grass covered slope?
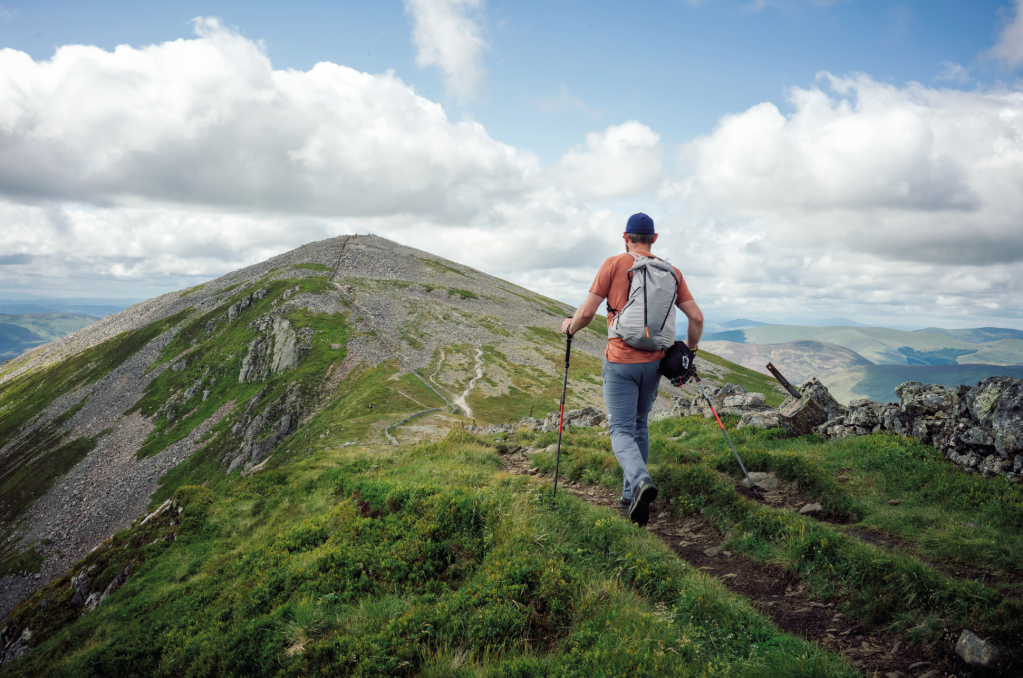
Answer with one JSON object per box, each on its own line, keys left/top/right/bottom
{"left": 526, "top": 417, "right": 1023, "bottom": 671}
{"left": 0, "top": 432, "right": 856, "bottom": 678}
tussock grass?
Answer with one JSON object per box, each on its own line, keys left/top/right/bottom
{"left": 528, "top": 416, "right": 1023, "bottom": 669}
{"left": 2, "top": 431, "right": 857, "bottom": 677}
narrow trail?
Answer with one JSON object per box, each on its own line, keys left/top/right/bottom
{"left": 452, "top": 346, "right": 484, "bottom": 419}
{"left": 499, "top": 450, "right": 975, "bottom": 678}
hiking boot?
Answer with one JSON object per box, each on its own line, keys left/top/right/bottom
{"left": 628, "top": 481, "right": 657, "bottom": 527}
{"left": 618, "top": 496, "right": 630, "bottom": 510}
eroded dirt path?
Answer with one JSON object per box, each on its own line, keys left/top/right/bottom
{"left": 453, "top": 346, "right": 484, "bottom": 419}
{"left": 500, "top": 449, "right": 978, "bottom": 678}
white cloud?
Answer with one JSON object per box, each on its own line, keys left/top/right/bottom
{"left": 0, "top": 18, "right": 529, "bottom": 221}
{"left": 989, "top": 0, "right": 1023, "bottom": 70}
{"left": 936, "top": 61, "right": 972, "bottom": 84}
{"left": 0, "top": 20, "right": 654, "bottom": 299}
{"left": 1, "top": 20, "right": 1022, "bottom": 329}
{"left": 404, "top": 0, "right": 487, "bottom": 101}
{"left": 550, "top": 122, "right": 664, "bottom": 202}
{"left": 0, "top": 6, "right": 16, "bottom": 22}
{"left": 670, "top": 72, "right": 1023, "bottom": 326}
{"left": 684, "top": 73, "right": 1023, "bottom": 265}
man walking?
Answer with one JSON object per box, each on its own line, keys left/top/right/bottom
{"left": 561, "top": 213, "right": 703, "bottom": 526}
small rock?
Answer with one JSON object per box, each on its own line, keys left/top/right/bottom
{"left": 907, "top": 662, "right": 929, "bottom": 670}
{"left": 954, "top": 629, "right": 1002, "bottom": 668}
{"left": 721, "top": 573, "right": 737, "bottom": 579}
{"left": 962, "top": 521, "right": 980, "bottom": 528}
{"left": 330, "top": 343, "right": 341, "bottom": 350}
{"left": 918, "top": 671, "right": 939, "bottom": 678}
{"left": 704, "top": 546, "right": 723, "bottom": 557}
{"left": 744, "top": 472, "right": 781, "bottom": 492}
{"left": 799, "top": 502, "right": 824, "bottom": 515}
{"left": 793, "top": 607, "right": 811, "bottom": 613}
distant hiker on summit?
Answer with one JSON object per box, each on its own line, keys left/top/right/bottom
{"left": 561, "top": 213, "right": 703, "bottom": 526}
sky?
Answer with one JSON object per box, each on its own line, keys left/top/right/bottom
{"left": 0, "top": 0, "right": 1022, "bottom": 329}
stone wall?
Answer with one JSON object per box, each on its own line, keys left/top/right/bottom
{"left": 818, "top": 377, "right": 1022, "bottom": 480}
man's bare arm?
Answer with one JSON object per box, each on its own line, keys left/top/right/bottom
{"left": 678, "top": 299, "right": 704, "bottom": 350}
{"left": 561, "top": 292, "right": 604, "bottom": 336}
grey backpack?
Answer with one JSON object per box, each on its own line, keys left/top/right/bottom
{"left": 607, "top": 253, "right": 679, "bottom": 351}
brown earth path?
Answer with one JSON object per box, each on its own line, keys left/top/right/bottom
{"left": 499, "top": 449, "right": 994, "bottom": 678}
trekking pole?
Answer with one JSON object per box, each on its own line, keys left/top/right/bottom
{"left": 551, "top": 330, "right": 572, "bottom": 509}
{"left": 693, "top": 373, "right": 761, "bottom": 499}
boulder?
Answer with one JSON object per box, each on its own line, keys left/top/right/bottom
{"left": 779, "top": 394, "right": 829, "bottom": 436}
{"left": 778, "top": 378, "right": 845, "bottom": 436}
{"left": 846, "top": 400, "right": 883, "bottom": 429}
{"left": 895, "top": 382, "right": 958, "bottom": 418}
{"left": 737, "top": 410, "right": 782, "bottom": 430}
{"left": 954, "top": 629, "right": 1002, "bottom": 669}
{"left": 722, "top": 393, "right": 766, "bottom": 408}
{"left": 910, "top": 417, "right": 951, "bottom": 446}
{"left": 743, "top": 472, "right": 781, "bottom": 491}
{"left": 799, "top": 503, "right": 823, "bottom": 515}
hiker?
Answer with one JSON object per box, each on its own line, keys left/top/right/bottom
{"left": 561, "top": 213, "right": 703, "bottom": 526}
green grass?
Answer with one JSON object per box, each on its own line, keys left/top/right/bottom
{"left": 526, "top": 416, "right": 1023, "bottom": 668}
{"left": 417, "top": 256, "right": 470, "bottom": 278}
{"left": 447, "top": 289, "right": 478, "bottom": 300}
{"left": 0, "top": 431, "right": 858, "bottom": 678}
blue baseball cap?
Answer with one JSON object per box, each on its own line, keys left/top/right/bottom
{"left": 625, "top": 212, "right": 655, "bottom": 234}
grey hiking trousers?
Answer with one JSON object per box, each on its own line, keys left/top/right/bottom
{"left": 602, "top": 358, "right": 660, "bottom": 501}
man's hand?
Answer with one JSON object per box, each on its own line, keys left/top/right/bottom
{"left": 563, "top": 292, "right": 603, "bottom": 336}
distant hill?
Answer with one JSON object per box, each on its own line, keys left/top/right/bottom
{"left": 0, "top": 313, "right": 98, "bottom": 362}
{"left": 701, "top": 339, "right": 874, "bottom": 384}
{"left": 919, "top": 326, "right": 1023, "bottom": 344}
{"left": 703, "top": 325, "right": 1023, "bottom": 366}
{"left": 822, "top": 364, "right": 1023, "bottom": 404}
{"left": 721, "top": 318, "right": 769, "bottom": 328}
{"left": 0, "top": 297, "right": 143, "bottom": 318}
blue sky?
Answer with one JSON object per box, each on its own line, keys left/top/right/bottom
{"left": 0, "top": 0, "right": 1021, "bottom": 328}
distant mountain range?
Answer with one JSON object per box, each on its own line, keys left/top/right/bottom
{"left": 0, "top": 314, "right": 99, "bottom": 362}
{"left": 0, "top": 297, "right": 143, "bottom": 318}
{"left": 700, "top": 325, "right": 1023, "bottom": 367}
{"left": 700, "top": 339, "right": 874, "bottom": 385}
{"left": 695, "top": 322, "right": 1023, "bottom": 405}
{"left": 822, "top": 364, "right": 1023, "bottom": 404}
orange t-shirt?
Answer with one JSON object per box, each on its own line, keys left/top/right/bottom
{"left": 589, "top": 251, "right": 694, "bottom": 364}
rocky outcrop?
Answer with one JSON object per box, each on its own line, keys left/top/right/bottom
{"left": 222, "top": 384, "right": 302, "bottom": 473}
{"left": 776, "top": 377, "right": 848, "bottom": 436}
{"left": 817, "top": 377, "right": 1023, "bottom": 480}
{"left": 670, "top": 384, "right": 781, "bottom": 430}
{"left": 466, "top": 407, "right": 609, "bottom": 435}
{"left": 0, "top": 627, "right": 31, "bottom": 665}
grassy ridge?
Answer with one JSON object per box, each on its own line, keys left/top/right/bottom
{"left": 0, "top": 431, "right": 856, "bottom": 678}
{"left": 528, "top": 417, "right": 1023, "bottom": 668}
